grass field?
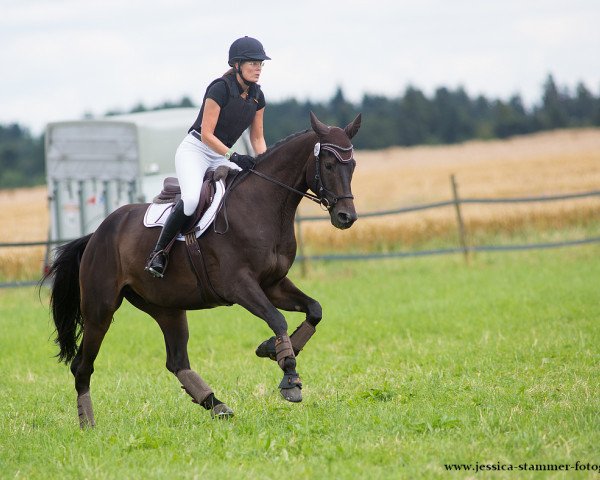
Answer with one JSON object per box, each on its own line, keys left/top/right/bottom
{"left": 1, "top": 248, "right": 599, "bottom": 479}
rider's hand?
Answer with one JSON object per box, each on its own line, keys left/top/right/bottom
{"left": 230, "top": 152, "right": 255, "bottom": 171}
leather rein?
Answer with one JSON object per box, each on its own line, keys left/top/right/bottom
{"left": 249, "top": 141, "right": 355, "bottom": 211}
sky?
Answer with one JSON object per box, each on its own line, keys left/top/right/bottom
{"left": 2, "top": 0, "right": 599, "bottom": 134}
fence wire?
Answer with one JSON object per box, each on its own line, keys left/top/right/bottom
{"left": 2, "top": 188, "right": 600, "bottom": 287}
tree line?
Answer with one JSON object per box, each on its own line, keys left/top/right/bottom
{"left": 1, "top": 74, "right": 599, "bottom": 188}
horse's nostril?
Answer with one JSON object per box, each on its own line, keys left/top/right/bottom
{"left": 337, "top": 211, "right": 355, "bottom": 224}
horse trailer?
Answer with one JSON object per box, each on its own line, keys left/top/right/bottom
{"left": 44, "top": 108, "right": 253, "bottom": 267}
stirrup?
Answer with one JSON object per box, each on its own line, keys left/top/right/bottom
{"left": 145, "top": 251, "right": 166, "bottom": 278}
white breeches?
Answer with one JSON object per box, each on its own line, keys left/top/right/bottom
{"left": 175, "top": 133, "right": 242, "bottom": 216}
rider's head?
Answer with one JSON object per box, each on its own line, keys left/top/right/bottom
{"left": 228, "top": 36, "right": 270, "bottom": 84}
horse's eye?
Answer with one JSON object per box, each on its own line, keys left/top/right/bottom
{"left": 325, "top": 163, "right": 334, "bottom": 171}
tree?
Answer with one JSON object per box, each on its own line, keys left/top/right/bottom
{"left": 568, "top": 82, "right": 595, "bottom": 126}
{"left": 431, "top": 87, "right": 475, "bottom": 143}
{"left": 537, "top": 74, "right": 569, "bottom": 129}
{"left": 399, "top": 86, "right": 435, "bottom": 145}
{"left": 329, "top": 86, "right": 358, "bottom": 129}
{"left": 493, "top": 95, "right": 532, "bottom": 138}
{"left": 0, "top": 124, "right": 44, "bottom": 188}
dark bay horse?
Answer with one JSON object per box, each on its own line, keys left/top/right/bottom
{"left": 44, "top": 112, "right": 361, "bottom": 426}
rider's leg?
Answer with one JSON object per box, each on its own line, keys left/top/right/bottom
{"left": 145, "top": 135, "right": 208, "bottom": 277}
{"left": 145, "top": 199, "right": 189, "bottom": 277}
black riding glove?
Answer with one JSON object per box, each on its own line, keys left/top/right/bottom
{"left": 230, "top": 152, "right": 255, "bottom": 171}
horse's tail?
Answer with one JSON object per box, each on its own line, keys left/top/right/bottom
{"left": 41, "top": 234, "right": 93, "bottom": 364}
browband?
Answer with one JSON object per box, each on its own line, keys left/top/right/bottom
{"left": 314, "top": 142, "right": 354, "bottom": 163}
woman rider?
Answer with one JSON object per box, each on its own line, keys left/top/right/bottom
{"left": 145, "top": 36, "right": 270, "bottom": 278}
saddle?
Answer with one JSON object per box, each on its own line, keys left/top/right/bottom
{"left": 153, "top": 166, "right": 229, "bottom": 234}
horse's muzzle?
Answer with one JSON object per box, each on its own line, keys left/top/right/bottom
{"left": 332, "top": 208, "right": 358, "bottom": 229}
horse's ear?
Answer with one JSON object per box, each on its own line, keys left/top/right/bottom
{"left": 310, "top": 111, "right": 330, "bottom": 137}
{"left": 344, "top": 113, "right": 362, "bottom": 139}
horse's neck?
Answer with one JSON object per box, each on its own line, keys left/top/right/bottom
{"left": 254, "top": 133, "right": 314, "bottom": 211}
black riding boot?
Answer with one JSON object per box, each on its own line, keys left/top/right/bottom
{"left": 145, "top": 200, "right": 189, "bottom": 278}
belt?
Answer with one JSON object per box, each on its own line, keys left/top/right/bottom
{"left": 190, "top": 130, "right": 202, "bottom": 141}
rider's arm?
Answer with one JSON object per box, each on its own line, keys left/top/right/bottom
{"left": 200, "top": 98, "right": 230, "bottom": 156}
{"left": 249, "top": 107, "right": 267, "bottom": 155}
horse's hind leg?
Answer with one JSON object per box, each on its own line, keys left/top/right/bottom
{"left": 70, "top": 257, "right": 129, "bottom": 427}
{"left": 123, "top": 291, "right": 233, "bottom": 418}
{"left": 256, "top": 277, "right": 322, "bottom": 361}
{"left": 73, "top": 299, "right": 117, "bottom": 428}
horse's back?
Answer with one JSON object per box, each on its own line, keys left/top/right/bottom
{"left": 82, "top": 203, "right": 154, "bottom": 282}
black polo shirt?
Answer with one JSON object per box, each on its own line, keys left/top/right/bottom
{"left": 188, "top": 74, "right": 266, "bottom": 147}
{"left": 206, "top": 79, "right": 266, "bottom": 110}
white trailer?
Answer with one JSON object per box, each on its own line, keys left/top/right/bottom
{"left": 45, "top": 108, "right": 252, "bottom": 243}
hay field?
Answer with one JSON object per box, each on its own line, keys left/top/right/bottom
{"left": 1, "top": 128, "right": 600, "bottom": 278}
{"left": 298, "top": 128, "right": 600, "bottom": 253}
{"left": 0, "top": 187, "right": 48, "bottom": 280}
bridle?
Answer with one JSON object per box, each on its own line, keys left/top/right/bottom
{"left": 312, "top": 142, "right": 355, "bottom": 209}
{"left": 249, "top": 141, "right": 355, "bottom": 211}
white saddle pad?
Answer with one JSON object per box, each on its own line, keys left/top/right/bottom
{"left": 143, "top": 179, "right": 225, "bottom": 240}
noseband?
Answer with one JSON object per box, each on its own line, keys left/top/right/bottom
{"left": 249, "top": 141, "right": 355, "bottom": 211}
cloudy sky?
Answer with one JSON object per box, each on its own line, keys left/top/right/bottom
{"left": 2, "top": 0, "right": 599, "bottom": 134}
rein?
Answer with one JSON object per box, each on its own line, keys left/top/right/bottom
{"left": 250, "top": 169, "right": 322, "bottom": 205}
{"left": 249, "top": 141, "right": 355, "bottom": 210}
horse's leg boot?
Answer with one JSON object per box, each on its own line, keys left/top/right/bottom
{"left": 176, "top": 369, "right": 233, "bottom": 418}
{"left": 256, "top": 321, "right": 316, "bottom": 360}
{"left": 275, "top": 334, "right": 295, "bottom": 370}
{"left": 176, "top": 369, "right": 213, "bottom": 405}
{"left": 290, "top": 320, "right": 316, "bottom": 354}
{"left": 77, "top": 391, "right": 96, "bottom": 429}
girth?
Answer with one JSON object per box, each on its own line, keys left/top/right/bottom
{"left": 184, "top": 232, "right": 231, "bottom": 307}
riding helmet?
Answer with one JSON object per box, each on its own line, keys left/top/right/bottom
{"left": 228, "top": 36, "right": 271, "bottom": 66}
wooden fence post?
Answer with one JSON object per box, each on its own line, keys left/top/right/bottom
{"left": 450, "top": 174, "right": 470, "bottom": 263}
{"left": 295, "top": 214, "right": 308, "bottom": 277}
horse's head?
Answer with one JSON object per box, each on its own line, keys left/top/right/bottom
{"left": 308, "top": 112, "right": 361, "bottom": 229}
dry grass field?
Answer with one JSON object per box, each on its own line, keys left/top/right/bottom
{"left": 0, "top": 187, "right": 48, "bottom": 280}
{"left": 1, "top": 128, "right": 600, "bottom": 279}
{"left": 299, "top": 128, "right": 600, "bottom": 253}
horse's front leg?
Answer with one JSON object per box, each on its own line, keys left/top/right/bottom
{"left": 232, "top": 280, "right": 302, "bottom": 402}
{"left": 256, "top": 277, "right": 322, "bottom": 361}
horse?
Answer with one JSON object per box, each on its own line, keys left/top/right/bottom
{"left": 43, "top": 112, "right": 361, "bottom": 427}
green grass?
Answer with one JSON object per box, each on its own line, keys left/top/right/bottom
{"left": 1, "top": 247, "right": 599, "bottom": 479}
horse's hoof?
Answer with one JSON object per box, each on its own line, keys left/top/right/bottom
{"left": 280, "top": 386, "right": 302, "bottom": 403}
{"left": 255, "top": 336, "right": 276, "bottom": 360}
{"left": 210, "top": 403, "right": 234, "bottom": 419}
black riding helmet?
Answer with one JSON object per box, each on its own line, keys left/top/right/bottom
{"left": 228, "top": 36, "right": 271, "bottom": 66}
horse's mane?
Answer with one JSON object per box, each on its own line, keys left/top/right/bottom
{"left": 256, "top": 129, "right": 312, "bottom": 164}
